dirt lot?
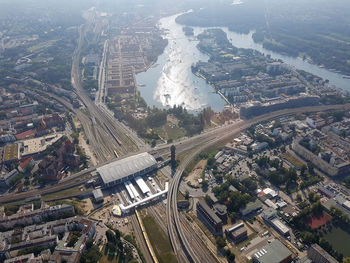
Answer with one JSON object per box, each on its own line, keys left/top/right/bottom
{"left": 80, "top": 198, "right": 94, "bottom": 215}
{"left": 184, "top": 159, "right": 207, "bottom": 187}
{"left": 79, "top": 132, "right": 97, "bottom": 166}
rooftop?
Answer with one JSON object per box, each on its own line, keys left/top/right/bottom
{"left": 92, "top": 189, "right": 103, "bottom": 199}
{"left": 309, "top": 244, "right": 338, "bottom": 263}
{"left": 253, "top": 240, "right": 292, "bottom": 263}
{"left": 240, "top": 199, "right": 262, "bottom": 216}
{"left": 97, "top": 152, "right": 157, "bottom": 184}
{"left": 197, "top": 200, "right": 222, "bottom": 225}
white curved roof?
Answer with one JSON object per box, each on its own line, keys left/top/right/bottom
{"left": 97, "top": 153, "right": 156, "bottom": 184}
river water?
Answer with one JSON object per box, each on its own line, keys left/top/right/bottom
{"left": 136, "top": 13, "right": 350, "bottom": 112}
{"left": 136, "top": 13, "right": 226, "bottom": 112}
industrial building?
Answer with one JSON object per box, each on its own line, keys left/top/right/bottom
{"left": 253, "top": 240, "right": 292, "bottom": 263}
{"left": 196, "top": 200, "right": 223, "bottom": 234}
{"left": 307, "top": 244, "right": 338, "bottom": 263}
{"left": 97, "top": 152, "right": 157, "bottom": 187}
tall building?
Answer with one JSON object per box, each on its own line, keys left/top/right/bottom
{"left": 196, "top": 200, "right": 223, "bottom": 234}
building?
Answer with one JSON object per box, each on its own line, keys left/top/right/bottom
{"left": 292, "top": 137, "right": 350, "bottom": 176}
{"left": 0, "top": 204, "right": 74, "bottom": 229}
{"left": 213, "top": 203, "right": 228, "bottom": 224}
{"left": 252, "top": 142, "right": 268, "bottom": 152}
{"left": 97, "top": 152, "right": 157, "bottom": 187}
{"left": 4, "top": 253, "right": 35, "bottom": 263}
{"left": 261, "top": 207, "right": 277, "bottom": 221}
{"left": 17, "top": 156, "right": 35, "bottom": 173}
{"left": 261, "top": 208, "right": 290, "bottom": 236}
{"left": 240, "top": 199, "right": 262, "bottom": 217}
{"left": 0, "top": 170, "right": 19, "bottom": 188}
{"left": 306, "top": 117, "right": 325, "bottom": 129}
{"left": 317, "top": 187, "right": 335, "bottom": 199}
{"left": 177, "top": 200, "right": 190, "bottom": 210}
{"left": 271, "top": 218, "right": 290, "bottom": 237}
{"left": 0, "top": 216, "right": 95, "bottom": 262}
{"left": 225, "top": 223, "right": 247, "bottom": 243}
{"left": 253, "top": 240, "right": 292, "bottom": 263}
{"left": 307, "top": 244, "right": 338, "bottom": 263}
{"left": 3, "top": 144, "right": 19, "bottom": 164}
{"left": 92, "top": 189, "right": 104, "bottom": 203}
{"left": 240, "top": 96, "right": 320, "bottom": 119}
{"left": 196, "top": 200, "right": 222, "bottom": 234}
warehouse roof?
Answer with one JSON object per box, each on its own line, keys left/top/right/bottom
{"left": 254, "top": 240, "right": 291, "bottom": 263}
{"left": 97, "top": 153, "right": 157, "bottom": 184}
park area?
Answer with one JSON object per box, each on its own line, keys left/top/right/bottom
{"left": 323, "top": 227, "right": 350, "bottom": 257}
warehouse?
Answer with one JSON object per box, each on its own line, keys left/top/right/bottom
{"left": 253, "top": 240, "right": 292, "bottom": 263}
{"left": 97, "top": 153, "right": 157, "bottom": 187}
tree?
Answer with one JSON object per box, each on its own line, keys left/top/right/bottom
{"left": 80, "top": 244, "right": 102, "bottom": 263}
{"left": 301, "top": 231, "right": 317, "bottom": 245}
{"left": 296, "top": 194, "right": 302, "bottom": 202}
{"left": 216, "top": 236, "right": 226, "bottom": 249}
{"left": 201, "top": 180, "right": 208, "bottom": 191}
{"left": 151, "top": 140, "right": 156, "bottom": 148}
{"left": 343, "top": 257, "right": 350, "bottom": 263}
{"left": 204, "top": 195, "right": 213, "bottom": 206}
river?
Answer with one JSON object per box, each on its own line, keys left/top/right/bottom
{"left": 136, "top": 13, "right": 350, "bottom": 112}
{"left": 136, "top": 13, "right": 226, "bottom": 112}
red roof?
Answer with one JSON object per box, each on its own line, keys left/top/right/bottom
{"left": 19, "top": 156, "right": 34, "bottom": 169}
{"left": 15, "top": 129, "right": 35, "bottom": 140}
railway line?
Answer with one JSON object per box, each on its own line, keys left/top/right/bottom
{"left": 165, "top": 102, "right": 350, "bottom": 263}
{"left": 0, "top": 103, "right": 349, "bottom": 205}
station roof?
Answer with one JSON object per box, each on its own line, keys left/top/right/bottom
{"left": 97, "top": 153, "right": 157, "bottom": 185}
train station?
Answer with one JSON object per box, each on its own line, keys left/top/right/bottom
{"left": 96, "top": 152, "right": 157, "bottom": 187}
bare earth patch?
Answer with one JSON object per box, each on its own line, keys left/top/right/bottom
{"left": 184, "top": 159, "right": 207, "bottom": 187}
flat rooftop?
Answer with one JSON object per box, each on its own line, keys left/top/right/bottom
{"left": 97, "top": 152, "right": 157, "bottom": 185}
{"left": 254, "top": 240, "right": 292, "bottom": 263}
{"left": 20, "top": 134, "right": 63, "bottom": 156}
